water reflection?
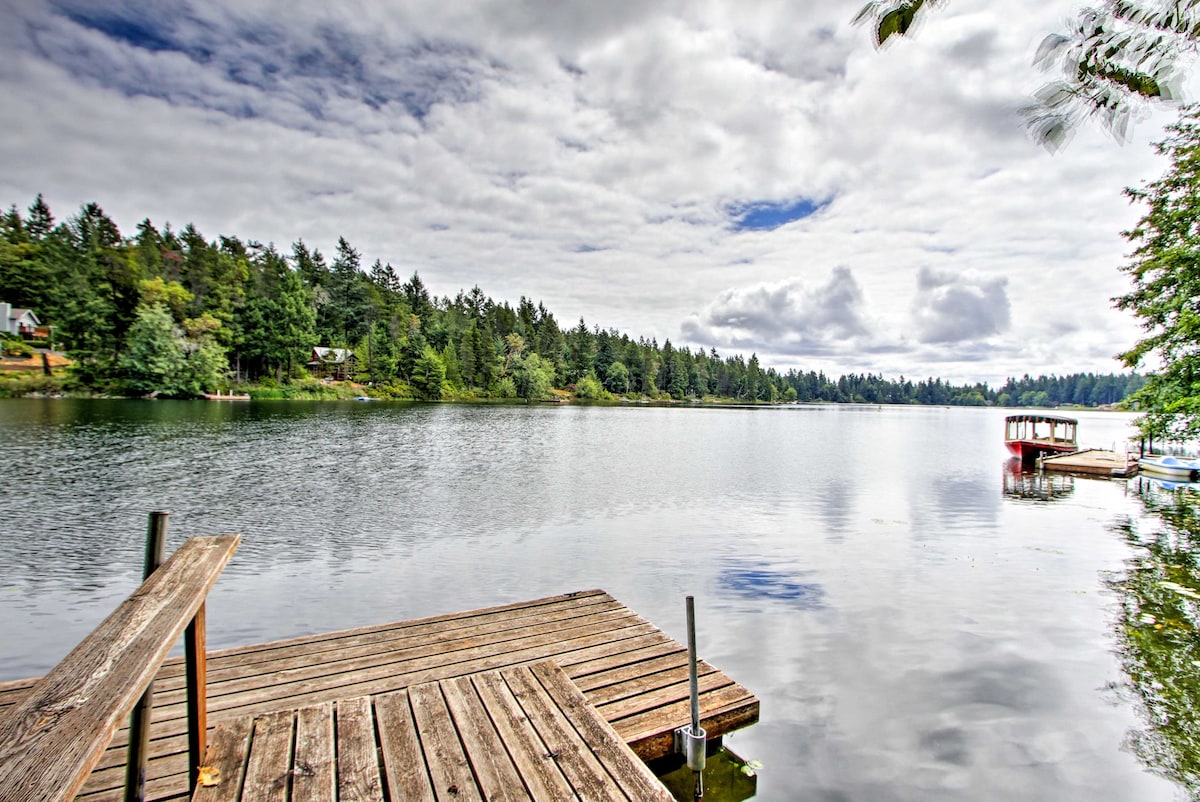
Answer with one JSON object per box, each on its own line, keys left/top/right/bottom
{"left": 1003, "top": 463, "right": 1076, "bottom": 503}
{"left": 718, "top": 561, "right": 825, "bottom": 608}
{"left": 1111, "top": 482, "right": 1200, "bottom": 794}
{"left": 656, "top": 748, "right": 758, "bottom": 801}
{"left": 4, "top": 400, "right": 1188, "bottom": 799}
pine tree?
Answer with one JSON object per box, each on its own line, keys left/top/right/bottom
{"left": 26, "top": 195, "right": 53, "bottom": 241}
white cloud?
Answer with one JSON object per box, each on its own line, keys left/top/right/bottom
{"left": 912, "top": 267, "right": 1011, "bottom": 344}
{"left": 0, "top": 0, "right": 1182, "bottom": 384}
{"left": 682, "top": 267, "right": 885, "bottom": 357}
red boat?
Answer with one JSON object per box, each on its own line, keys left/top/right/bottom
{"left": 1004, "top": 413, "right": 1078, "bottom": 463}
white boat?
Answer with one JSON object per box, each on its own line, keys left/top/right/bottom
{"left": 1139, "top": 455, "right": 1200, "bottom": 480}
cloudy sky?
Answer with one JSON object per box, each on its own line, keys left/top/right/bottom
{"left": 0, "top": 0, "right": 1189, "bottom": 384}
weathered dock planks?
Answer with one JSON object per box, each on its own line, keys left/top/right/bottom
{"left": 0, "top": 589, "right": 758, "bottom": 802}
{"left": 1039, "top": 448, "right": 1139, "bottom": 477}
{"left": 193, "top": 661, "right": 676, "bottom": 802}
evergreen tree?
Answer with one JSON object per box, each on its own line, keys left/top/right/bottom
{"left": 0, "top": 205, "right": 54, "bottom": 315}
{"left": 403, "top": 271, "right": 435, "bottom": 327}
{"left": 399, "top": 315, "right": 427, "bottom": 380}
{"left": 1116, "top": 106, "right": 1200, "bottom": 438}
{"left": 534, "top": 312, "right": 567, "bottom": 382}
{"left": 566, "top": 317, "right": 595, "bottom": 382}
{"left": 241, "top": 246, "right": 316, "bottom": 381}
{"left": 410, "top": 345, "right": 446, "bottom": 400}
{"left": 747, "top": 354, "right": 762, "bottom": 401}
{"left": 458, "top": 323, "right": 478, "bottom": 388}
{"left": 1, "top": 205, "right": 27, "bottom": 244}
{"left": 26, "top": 194, "right": 53, "bottom": 241}
{"left": 329, "top": 237, "right": 372, "bottom": 345}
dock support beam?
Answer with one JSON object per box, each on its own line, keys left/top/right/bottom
{"left": 186, "top": 603, "right": 207, "bottom": 793}
{"left": 125, "top": 511, "right": 168, "bottom": 802}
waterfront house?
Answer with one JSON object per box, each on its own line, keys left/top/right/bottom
{"left": 306, "top": 346, "right": 356, "bottom": 380}
{"left": 0, "top": 302, "right": 40, "bottom": 338}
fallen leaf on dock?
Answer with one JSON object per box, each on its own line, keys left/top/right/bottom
{"left": 197, "top": 766, "right": 220, "bottom": 787}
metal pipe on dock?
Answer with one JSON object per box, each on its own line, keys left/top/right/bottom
{"left": 684, "top": 595, "right": 706, "bottom": 800}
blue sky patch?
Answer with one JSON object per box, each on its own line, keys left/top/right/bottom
{"left": 730, "top": 197, "right": 830, "bottom": 232}
{"left": 56, "top": 3, "right": 217, "bottom": 62}
{"left": 59, "top": 7, "right": 182, "bottom": 53}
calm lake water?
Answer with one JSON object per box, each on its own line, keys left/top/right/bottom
{"left": 0, "top": 399, "right": 1194, "bottom": 801}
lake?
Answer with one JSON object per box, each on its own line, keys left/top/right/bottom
{"left": 0, "top": 399, "right": 1192, "bottom": 801}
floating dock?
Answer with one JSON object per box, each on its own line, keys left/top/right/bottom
{"left": 1038, "top": 448, "right": 1139, "bottom": 477}
{"left": 0, "top": 589, "right": 759, "bottom": 802}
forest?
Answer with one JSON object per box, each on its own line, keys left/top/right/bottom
{"left": 0, "top": 195, "right": 1144, "bottom": 406}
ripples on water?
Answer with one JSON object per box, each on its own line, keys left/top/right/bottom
{"left": 0, "top": 399, "right": 1189, "bottom": 801}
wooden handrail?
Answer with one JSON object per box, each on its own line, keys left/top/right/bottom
{"left": 0, "top": 534, "right": 240, "bottom": 802}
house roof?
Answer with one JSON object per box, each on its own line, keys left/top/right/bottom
{"left": 9, "top": 308, "right": 39, "bottom": 325}
{"left": 311, "top": 347, "right": 353, "bottom": 363}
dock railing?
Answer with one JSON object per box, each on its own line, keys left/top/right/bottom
{"left": 0, "top": 529, "right": 239, "bottom": 802}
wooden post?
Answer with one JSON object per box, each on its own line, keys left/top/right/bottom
{"left": 185, "top": 604, "right": 208, "bottom": 794}
{"left": 125, "top": 512, "right": 168, "bottom": 802}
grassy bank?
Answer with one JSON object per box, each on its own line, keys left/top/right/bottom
{"left": 0, "top": 374, "right": 74, "bottom": 397}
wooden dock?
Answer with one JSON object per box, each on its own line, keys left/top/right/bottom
{"left": 0, "top": 589, "right": 758, "bottom": 802}
{"left": 1038, "top": 448, "right": 1139, "bottom": 477}
{"left": 195, "top": 660, "right": 676, "bottom": 802}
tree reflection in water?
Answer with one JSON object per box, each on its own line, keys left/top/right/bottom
{"left": 1111, "top": 480, "right": 1200, "bottom": 795}
{"left": 1002, "top": 462, "right": 1075, "bottom": 502}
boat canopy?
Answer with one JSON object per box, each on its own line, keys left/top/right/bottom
{"left": 1005, "top": 413, "right": 1078, "bottom": 444}
{"left": 1004, "top": 413, "right": 1078, "bottom": 426}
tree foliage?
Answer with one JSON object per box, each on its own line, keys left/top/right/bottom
{"left": 511, "top": 352, "right": 556, "bottom": 400}
{"left": 410, "top": 345, "right": 446, "bottom": 400}
{"left": 855, "top": 0, "right": 1197, "bottom": 147}
{"left": 1116, "top": 105, "right": 1200, "bottom": 439}
{"left": 119, "top": 303, "right": 186, "bottom": 396}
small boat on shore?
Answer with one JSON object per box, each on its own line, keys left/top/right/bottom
{"left": 1005, "top": 413, "right": 1078, "bottom": 464}
{"left": 1138, "top": 455, "right": 1200, "bottom": 480}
